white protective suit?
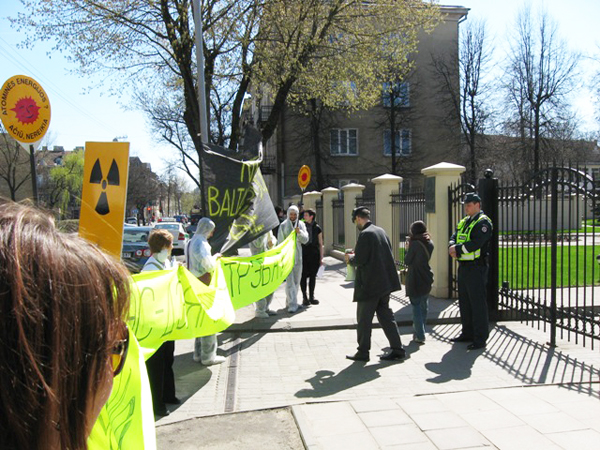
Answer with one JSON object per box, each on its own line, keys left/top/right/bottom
{"left": 277, "top": 205, "right": 309, "bottom": 312}
{"left": 186, "top": 217, "right": 225, "bottom": 365}
{"left": 248, "top": 230, "right": 278, "bottom": 317}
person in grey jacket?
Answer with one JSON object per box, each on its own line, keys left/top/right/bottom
{"left": 404, "top": 221, "right": 434, "bottom": 344}
{"left": 345, "top": 206, "right": 405, "bottom": 362}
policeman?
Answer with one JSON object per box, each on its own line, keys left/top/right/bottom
{"left": 448, "top": 192, "right": 493, "bottom": 350}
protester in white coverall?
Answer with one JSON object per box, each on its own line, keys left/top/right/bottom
{"left": 249, "top": 230, "right": 278, "bottom": 318}
{"left": 187, "top": 217, "right": 226, "bottom": 366}
{"left": 277, "top": 205, "right": 309, "bottom": 313}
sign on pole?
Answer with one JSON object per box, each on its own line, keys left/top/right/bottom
{"left": 298, "top": 165, "right": 311, "bottom": 191}
{"left": 1, "top": 75, "right": 52, "bottom": 203}
{"left": 79, "top": 142, "right": 130, "bottom": 258}
{"left": 0, "top": 75, "right": 51, "bottom": 150}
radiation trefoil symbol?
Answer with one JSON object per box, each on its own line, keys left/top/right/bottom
{"left": 89, "top": 159, "right": 120, "bottom": 215}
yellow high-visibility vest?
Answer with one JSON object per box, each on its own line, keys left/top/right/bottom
{"left": 456, "top": 214, "right": 491, "bottom": 261}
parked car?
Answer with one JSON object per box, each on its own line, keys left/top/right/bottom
{"left": 158, "top": 216, "right": 176, "bottom": 223}
{"left": 126, "top": 216, "right": 138, "bottom": 225}
{"left": 121, "top": 226, "right": 153, "bottom": 273}
{"left": 153, "top": 222, "right": 189, "bottom": 256}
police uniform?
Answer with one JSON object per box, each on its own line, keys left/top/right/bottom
{"left": 449, "top": 193, "right": 492, "bottom": 349}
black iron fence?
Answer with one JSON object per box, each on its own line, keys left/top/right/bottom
{"left": 497, "top": 166, "right": 599, "bottom": 349}
{"left": 332, "top": 198, "right": 345, "bottom": 250}
{"left": 449, "top": 167, "right": 600, "bottom": 350}
{"left": 392, "top": 189, "right": 426, "bottom": 267}
{"left": 355, "top": 196, "right": 376, "bottom": 241}
{"left": 316, "top": 200, "right": 323, "bottom": 232}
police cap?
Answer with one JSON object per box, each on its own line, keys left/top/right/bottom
{"left": 463, "top": 192, "right": 481, "bottom": 204}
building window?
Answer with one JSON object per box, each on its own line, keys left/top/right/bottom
{"left": 591, "top": 168, "right": 600, "bottom": 181}
{"left": 382, "top": 82, "right": 410, "bottom": 108}
{"left": 330, "top": 129, "right": 358, "bottom": 156}
{"left": 383, "top": 129, "right": 411, "bottom": 156}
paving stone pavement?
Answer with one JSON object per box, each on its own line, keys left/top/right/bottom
{"left": 156, "top": 255, "right": 600, "bottom": 449}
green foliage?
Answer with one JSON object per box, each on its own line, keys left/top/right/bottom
{"left": 254, "top": 0, "right": 441, "bottom": 113}
{"left": 48, "top": 150, "right": 84, "bottom": 217}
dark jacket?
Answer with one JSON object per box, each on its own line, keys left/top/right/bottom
{"left": 449, "top": 211, "right": 492, "bottom": 260}
{"left": 350, "top": 222, "right": 401, "bottom": 302}
{"left": 404, "top": 237, "right": 434, "bottom": 297}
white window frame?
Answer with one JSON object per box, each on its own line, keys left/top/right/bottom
{"left": 383, "top": 129, "right": 411, "bottom": 156}
{"left": 330, "top": 128, "right": 359, "bottom": 156}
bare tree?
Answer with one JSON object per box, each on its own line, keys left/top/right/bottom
{"left": 0, "top": 129, "right": 31, "bottom": 201}
{"left": 432, "top": 19, "right": 493, "bottom": 183}
{"left": 503, "top": 6, "right": 579, "bottom": 173}
{"left": 12, "top": 0, "right": 440, "bottom": 208}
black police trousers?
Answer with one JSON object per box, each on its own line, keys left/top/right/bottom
{"left": 457, "top": 264, "right": 489, "bottom": 346}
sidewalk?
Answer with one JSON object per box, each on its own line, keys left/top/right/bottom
{"left": 156, "top": 255, "right": 600, "bottom": 449}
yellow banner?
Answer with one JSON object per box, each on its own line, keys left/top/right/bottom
{"left": 88, "top": 232, "right": 296, "bottom": 449}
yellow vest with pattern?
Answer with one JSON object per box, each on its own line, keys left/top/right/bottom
{"left": 456, "top": 214, "right": 490, "bottom": 261}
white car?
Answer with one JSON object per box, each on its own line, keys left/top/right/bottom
{"left": 153, "top": 222, "right": 190, "bottom": 256}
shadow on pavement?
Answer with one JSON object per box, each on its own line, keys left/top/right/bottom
{"left": 295, "top": 360, "right": 402, "bottom": 399}
{"left": 171, "top": 351, "right": 213, "bottom": 409}
{"left": 431, "top": 323, "right": 600, "bottom": 398}
{"left": 424, "top": 344, "right": 482, "bottom": 383}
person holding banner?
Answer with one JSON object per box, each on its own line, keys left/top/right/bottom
{"left": 249, "top": 230, "right": 278, "bottom": 318}
{"left": 0, "top": 201, "right": 131, "bottom": 450}
{"left": 142, "top": 229, "right": 179, "bottom": 417}
{"left": 187, "top": 217, "right": 226, "bottom": 366}
{"left": 277, "top": 205, "right": 309, "bottom": 313}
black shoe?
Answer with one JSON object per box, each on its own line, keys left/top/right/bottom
{"left": 164, "top": 396, "right": 180, "bottom": 405}
{"left": 346, "top": 352, "right": 369, "bottom": 362}
{"left": 450, "top": 335, "right": 472, "bottom": 342}
{"left": 467, "top": 343, "right": 486, "bottom": 350}
{"left": 309, "top": 299, "right": 320, "bottom": 305}
{"left": 379, "top": 349, "right": 406, "bottom": 361}
{"left": 302, "top": 299, "right": 310, "bottom": 306}
{"left": 154, "top": 406, "right": 170, "bottom": 417}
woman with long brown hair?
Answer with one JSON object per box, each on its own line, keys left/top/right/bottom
{"left": 0, "top": 201, "right": 131, "bottom": 449}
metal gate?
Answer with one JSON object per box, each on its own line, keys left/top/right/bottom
{"left": 447, "top": 180, "right": 476, "bottom": 298}
{"left": 497, "top": 167, "right": 599, "bottom": 349}
{"left": 449, "top": 168, "right": 600, "bottom": 350}
{"left": 392, "top": 189, "right": 426, "bottom": 267}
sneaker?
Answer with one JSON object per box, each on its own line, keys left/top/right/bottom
{"left": 267, "top": 309, "right": 277, "bottom": 316}
{"left": 255, "top": 311, "right": 269, "bottom": 319}
{"left": 201, "top": 355, "right": 226, "bottom": 366}
{"left": 412, "top": 334, "right": 425, "bottom": 344}
{"left": 288, "top": 306, "right": 299, "bottom": 313}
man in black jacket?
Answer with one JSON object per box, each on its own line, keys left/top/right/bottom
{"left": 345, "top": 206, "right": 405, "bottom": 362}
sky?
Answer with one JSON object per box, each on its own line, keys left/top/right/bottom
{"left": 1, "top": 0, "right": 598, "bottom": 177}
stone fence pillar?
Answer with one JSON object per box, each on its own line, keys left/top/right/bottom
{"left": 421, "top": 162, "right": 465, "bottom": 298}
{"left": 372, "top": 174, "right": 402, "bottom": 241}
{"left": 342, "top": 183, "right": 365, "bottom": 250}
{"left": 302, "top": 191, "right": 321, "bottom": 212}
{"left": 321, "top": 187, "right": 339, "bottom": 255}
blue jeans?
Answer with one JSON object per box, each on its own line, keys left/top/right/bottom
{"left": 409, "top": 294, "right": 429, "bottom": 341}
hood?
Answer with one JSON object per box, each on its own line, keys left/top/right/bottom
{"left": 287, "top": 205, "right": 299, "bottom": 220}
{"left": 195, "top": 217, "right": 215, "bottom": 239}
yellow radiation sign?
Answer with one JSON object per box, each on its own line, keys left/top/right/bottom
{"left": 298, "top": 165, "right": 311, "bottom": 190}
{"left": 0, "top": 75, "right": 51, "bottom": 148}
{"left": 79, "top": 142, "right": 130, "bottom": 258}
